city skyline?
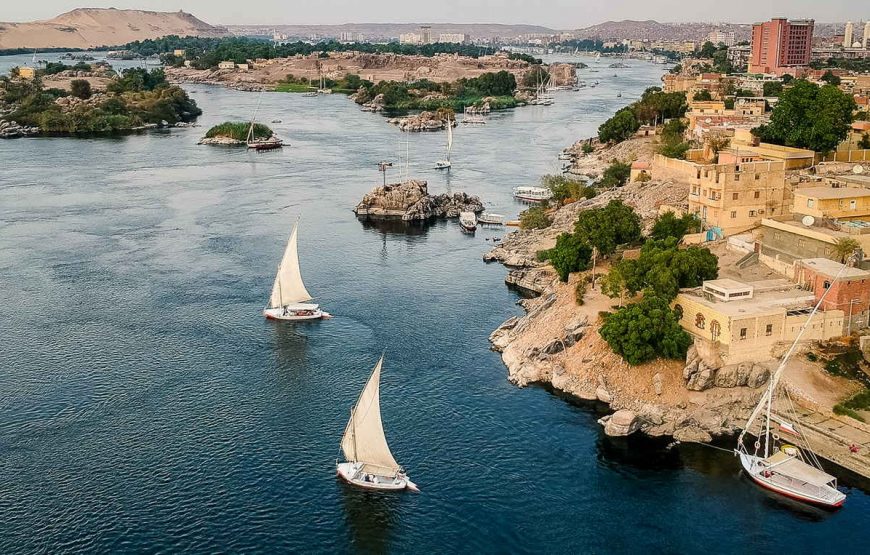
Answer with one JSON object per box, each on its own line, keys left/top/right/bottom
{"left": 0, "top": 0, "right": 861, "bottom": 28}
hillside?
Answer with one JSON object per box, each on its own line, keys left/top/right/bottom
{"left": 574, "top": 20, "right": 751, "bottom": 42}
{"left": 0, "top": 8, "right": 228, "bottom": 50}
{"left": 228, "top": 23, "right": 556, "bottom": 41}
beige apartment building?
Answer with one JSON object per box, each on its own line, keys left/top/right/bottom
{"left": 674, "top": 279, "right": 844, "bottom": 364}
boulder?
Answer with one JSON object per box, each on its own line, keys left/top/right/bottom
{"left": 673, "top": 426, "right": 713, "bottom": 443}
{"left": 714, "top": 364, "right": 739, "bottom": 388}
{"left": 601, "top": 410, "right": 640, "bottom": 437}
{"left": 596, "top": 386, "right": 612, "bottom": 403}
{"left": 652, "top": 373, "right": 663, "bottom": 396}
{"left": 686, "top": 363, "right": 717, "bottom": 391}
{"left": 736, "top": 362, "right": 752, "bottom": 387}
{"left": 747, "top": 364, "right": 770, "bottom": 388}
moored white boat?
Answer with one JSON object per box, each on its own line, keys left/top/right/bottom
{"left": 512, "top": 186, "right": 553, "bottom": 202}
{"left": 478, "top": 212, "right": 505, "bottom": 225}
{"left": 263, "top": 221, "right": 331, "bottom": 321}
{"left": 337, "top": 356, "right": 418, "bottom": 492}
{"left": 434, "top": 120, "right": 453, "bottom": 170}
{"left": 734, "top": 262, "right": 853, "bottom": 509}
{"left": 459, "top": 211, "right": 478, "bottom": 232}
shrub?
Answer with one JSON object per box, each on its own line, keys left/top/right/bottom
{"left": 543, "top": 174, "right": 594, "bottom": 204}
{"left": 607, "top": 238, "right": 718, "bottom": 300}
{"left": 859, "top": 133, "right": 870, "bottom": 150}
{"left": 70, "top": 79, "right": 92, "bottom": 100}
{"left": 599, "top": 160, "right": 631, "bottom": 188}
{"left": 539, "top": 233, "right": 593, "bottom": 281}
{"left": 574, "top": 199, "right": 642, "bottom": 255}
{"left": 575, "top": 278, "right": 588, "bottom": 305}
{"left": 600, "top": 294, "right": 692, "bottom": 365}
{"left": 635, "top": 171, "right": 651, "bottom": 183}
{"left": 650, "top": 211, "right": 702, "bottom": 241}
{"left": 519, "top": 205, "right": 552, "bottom": 230}
{"left": 692, "top": 90, "right": 712, "bottom": 101}
{"left": 582, "top": 142, "right": 594, "bottom": 154}
{"left": 805, "top": 352, "right": 818, "bottom": 362}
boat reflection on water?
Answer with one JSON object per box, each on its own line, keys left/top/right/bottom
{"left": 339, "top": 484, "right": 405, "bottom": 553}
{"left": 268, "top": 322, "right": 310, "bottom": 369}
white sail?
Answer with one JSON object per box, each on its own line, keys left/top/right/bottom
{"left": 268, "top": 222, "right": 313, "bottom": 308}
{"left": 340, "top": 356, "right": 401, "bottom": 475}
{"left": 446, "top": 120, "right": 453, "bottom": 162}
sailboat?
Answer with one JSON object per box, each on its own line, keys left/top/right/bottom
{"left": 263, "top": 221, "right": 330, "bottom": 321}
{"left": 246, "top": 94, "right": 283, "bottom": 151}
{"left": 434, "top": 119, "right": 453, "bottom": 170}
{"left": 337, "top": 355, "right": 418, "bottom": 491}
{"left": 735, "top": 263, "right": 849, "bottom": 508}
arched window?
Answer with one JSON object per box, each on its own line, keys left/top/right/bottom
{"left": 674, "top": 304, "right": 684, "bottom": 320}
{"left": 695, "top": 313, "right": 706, "bottom": 330}
{"left": 710, "top": 320, "right": 721, "bottom": 340}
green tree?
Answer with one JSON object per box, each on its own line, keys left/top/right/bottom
{"left": 522, "top": 65, "right": 550, "bottom": 88}
{"left": 781, "top": 73, "right": 794, "bottom": 84}
{"left": 821, "top": 70, "right": 841, "bottom": 86}
{"left": 540, "top": 233, "right": 593, "bottom": 281}
{"left": 833, "top": 237, "right": 861, "bottom": 263}
{"left": 519, "top": 205, "right": 552, "bottom": 229}
{"left": 753, "top": 80, "right": 856, "bottom": 153}
{"left": 692, "top": 89, "right": 712, "bottom": 101}
{"left": 598, "top": 108, "right": 639, "bottom": 143}
{"left": 608, "top": 238, "right": 718, "bottom": 300}
{"left": 599, "top": 160, "right": 632, "bottom": 188}
{"left": 574, "top": 199, "right": 641, "bottom": 255}
{"left": 699, "top": 41, "right": 717, "bottom": 58}
{"left": 762, "top": 81, "right": 783, "bottom": 97}
{"left": 650, "top": 211, "right": 702, "bottom": 241}
{"left": 859, "top": 133, "right": 870, "bottom": 150}
{"left": 657, "top": 118, "right": 690, "bottom": 159}
{"left": 600, "top": 294, "right": 692, "bottom": 365}
{"left": 70, "top": 79, "right": 92, "bottom": 100}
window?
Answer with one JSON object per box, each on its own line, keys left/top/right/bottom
{"left": 850, "top": 199, "right": 857, "bottom": 210}
{"left": 749, "top": 210, "right": 756, "bottom": 217}
{"left": 755, "top": 173, "right": 761, "bottom": 180}
{"left": 754, "top": 191, "right": 760, "bottom": 199}
{"left": 734, "top": 173, "right": 740, "bottom": 181}
{"left": 695, "top": 313, "right": 706, "bottom": 330}
{"left": 733, "top": 192, "right": 739, "bottom": 200}
{"left": 740, "top": 328, "right": 747, "bottom": 340}
{"left": 824, "top": 280, "right": 831, "bottom": 289}
{"left": 711, "top": 320, "right": 721, "bottom": 341}
{"left": 766, "top": 324, "right": 773, "bottom": 336}
{"left": 731, "top": 211, "right": 737, "bottom": 219}
{"left": 807, "top": 199, "right": 815, "bottom": 208}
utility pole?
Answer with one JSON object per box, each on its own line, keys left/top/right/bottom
{"left": 377, "top": 161, "right": 393, "bottom": 186}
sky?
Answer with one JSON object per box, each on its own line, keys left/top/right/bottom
{"left": 0, "top": 0, "right": 859, "bottom": 27}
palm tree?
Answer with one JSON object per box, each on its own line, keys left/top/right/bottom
{"left": 833, "top": 237, "right": 861, "bottom": 263}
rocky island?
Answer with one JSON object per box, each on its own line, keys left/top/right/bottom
{"left": 198, "top": 121, "right": 278, "bottom": 146}
{"left": 354, "top": 180, "right": 483, "bottom": 222}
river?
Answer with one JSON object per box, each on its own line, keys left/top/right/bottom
{"left": 1, "top": 53, "right": 869, "bottom": 553}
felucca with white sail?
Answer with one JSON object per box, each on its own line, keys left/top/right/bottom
{"left": 735, "top": 262, "right": 851, "bottom": 508}
{"left": 434, "top": 120, "right": 453, "bottom": 170}
{"left": 337, "top": 356, "right": 418, "bottom": 491}
{"left": 263, "top": 221, "right": 330, "bottom": 321}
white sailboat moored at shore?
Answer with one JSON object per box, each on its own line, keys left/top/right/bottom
{"left": 735, "top": 263, "right": 850, "bottom": 509}
{"left": 263, "top": 221, "right": 331, "bottom": 321}
{"left": 434, "top": 120, "right": 453, "bottom": 170}
{"left": 337, "top": 356, "right": 418, "bottom": 492}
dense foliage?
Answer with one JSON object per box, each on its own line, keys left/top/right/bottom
{"left": 753, "top": 80, "right": 855, "bottom": 153}
{"left": 351, "top": 71, "right": 518, "bottom": 111}
{"left": 656, "top": 118, "right": 691, "bottom": 160}
{"left": 600, "top": 294, "right": 692, "bottom": 365}
{"left": 650, "top": 211, "right": 702, "bottom": 241}
{"left": 574, "top": 199, "right": 641, "bottom": 255}
{"left": 205, "top": 122, "right": 272, "bottom": 141}
{"left": 692, "top": 90, "right": 712, "bottom": 101}
{"left": 1, "top": 68, "right": 201, "bottom": 135}
{"left": 539, "top": 233, "right": 593, "bottom": 281}
{"left": 519, "top": 205, "right": 552, "bottom": 229}
{"left": 543, "top": 174, "right": 596, "bottom": 204}
{"left": 599, "top": 160, "right": 632, "bottom": 188}
{"left": 598, "top": 87, "right": 687, "bottom": 143}
{"left": 120, "top": 36, "right": 502, "bottom": 69}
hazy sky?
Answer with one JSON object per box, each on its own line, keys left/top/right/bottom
{"left": 1, "top": 1, "right": 859, "bottom": 27}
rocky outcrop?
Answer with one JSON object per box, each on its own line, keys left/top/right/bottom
{"left": 388, "top": 111, "right": 454, "bottom": 132}
{"left": 600, "top": 410, "right": 640, "bottom": 437}
{"left": 0, "top": 120, "right": 39, "bottom": 138}
{"left": 683, "top": 345, "right": 771, "bottom": 391}
{"left": 547, "top": 63, "right": 578, "bottom": 87}
{"left": 354, "top": 180, "right": 483, "bottom": 222}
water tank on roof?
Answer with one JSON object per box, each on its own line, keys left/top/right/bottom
{"left": 802, "top": 215, "right": 816, "bottom": 227}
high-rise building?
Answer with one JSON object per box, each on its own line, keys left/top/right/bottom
{"left": 706, "top": 30, "right": 735, "bottom": 47}
{"left": 420, "top": 26, "right": 432, "bottom": 45}
{"left": 864, "top": 21, "right": 870, "bottom": 49}
{"left": 844, "top": 21, "right": 854, "bottom": 48}
{"left": 749, "top": 18, "right": 814, "bottom": 75}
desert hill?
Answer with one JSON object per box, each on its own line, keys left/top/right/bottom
{"left": 0, "top": 8, "right": 228, "bottom": 50}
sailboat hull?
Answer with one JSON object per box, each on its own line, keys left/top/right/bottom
{"left": 263, "top": 306, "right": 330, "bottom": 321}
{"left": 434, "top": 162, "right": 451, "bottom": 169}
{"left": 336, "top": 462, "right": 418, "bottom": 492}
{"left": 738, "top": 452, "right": 845, "bottom": 508}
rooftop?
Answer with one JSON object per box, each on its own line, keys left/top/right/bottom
{"left": 680, "top": 279, "right": 813, "bottom": 318}
{"left": 797, "top": 258, "right": 870, "bottom": 279}
{"left": 794, "top": 186, "right": 870, "bottom": 200}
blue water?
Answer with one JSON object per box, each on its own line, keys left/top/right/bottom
{"left": 1, "top": 55, "right": 869, "bottom": 553}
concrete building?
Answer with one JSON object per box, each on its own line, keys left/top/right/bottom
{"left": 706, "top": 30, "right": 735, "bottom": 47}
{"left": 794, "top": 258, "right": 870, "bottom": 334}
{"left": 844, "top": 21, "right": 855, "bottom": 49}
{"left": 17, "top": 66, "right": 36, "bottom": 79}
{"left": 399, "top": 33, "right": 422, "bottom": 45}
{"left": 865, "top": 21, "right": 870, "bottom": 49}
{"left": 674, "top": 278, "right": 844, "bottom": 364}
{"left": 420, "top": 26, "right": 432, "bottom": 45}
{"left": 217, "top": 61, "right": 235, "bottom": 70}
{"left": 749, "top": 18, "right": 814, "bottom": 75}
{"left": 438, "top": 33, "right": 468, "bottom": 44}
{"left": 173, "top": 49, "right": 186, "bottom": 57}
{"left": 727, "top": 45, "right": 752, "bottom": 71}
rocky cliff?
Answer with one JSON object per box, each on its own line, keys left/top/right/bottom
{"left": 354, "top": 180, "right": 483, "bottom": 222}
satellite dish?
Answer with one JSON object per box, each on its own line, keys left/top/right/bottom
{"left": 705, "top": 118, "right": 712, "bottom": 123}
{"left": 802, "top": 215, "right": 816, "bottom": 227}
{"left": 854, "top": 165, "right": 865, "bottom": 175}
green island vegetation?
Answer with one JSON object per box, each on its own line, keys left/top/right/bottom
{"left": 597, "top": 87, "right": 687, "bottom": 144}
{"left": 0, "top": 66, "right": 200, "bottom": 134}
{"left": 204, "top": 121, "right": 272, "bottom": 141}
{"left": 752, "top": 79, "right": 856, "bottom": 153}
{"left": 0, "top": 47, "right": 88, "bottom": 57}
{"left": 351, "top": 71, "right": 519, "bottom": 111}
{"left": 118, "top": 36, "right": 541, "bottom": 69}
{"left": 532, "top": 199, "right": 716, "bottom": 365}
